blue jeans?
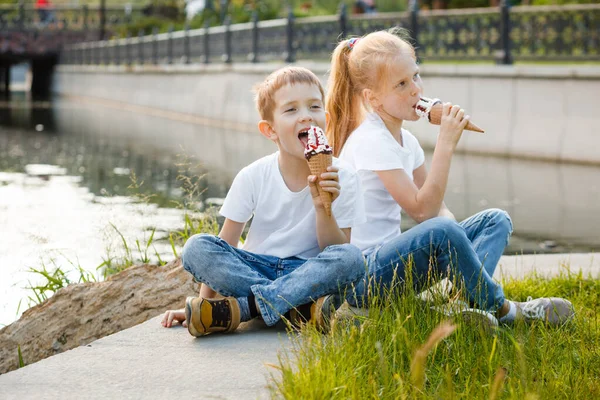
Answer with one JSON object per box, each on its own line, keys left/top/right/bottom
{"left": 349, "top": 209, "right": 513, "bottom": 312}
{"left": 182, "top": 234, "right": 365, "bottom": 326}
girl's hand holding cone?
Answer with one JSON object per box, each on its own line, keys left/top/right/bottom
{"left": 415, "top": 97, "right": 484, "bottom": 133}
{"left": 438, "top": 102, "right": 471, "bottom": 149}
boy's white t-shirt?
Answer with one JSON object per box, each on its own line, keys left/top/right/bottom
{"left": 339, "top": 112, "right": 425, "bottom": 252}
{"left": 219, "top": 152, "right": 366, "bottom": 259}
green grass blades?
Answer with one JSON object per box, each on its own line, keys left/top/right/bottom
{"left": 271, "top": 271, "right": 600, "bottom": 399}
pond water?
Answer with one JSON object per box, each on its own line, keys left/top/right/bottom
{"left": 1, "top": 94, "right": 599, "bottom": 326}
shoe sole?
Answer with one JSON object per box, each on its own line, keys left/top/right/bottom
{"left": 185, "top": 296, "right": 204, "bottom": 337}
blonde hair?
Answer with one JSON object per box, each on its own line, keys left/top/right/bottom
{"left": 326, "top": 28, "right": 416, "bottom": 157}
{"left": 253, "top": 66, "right": 325, "bottom": 122}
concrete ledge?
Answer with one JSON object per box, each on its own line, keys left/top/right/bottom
{"left": 53, "top": 63, "right": 600, "bottom": 165}
{"left": 0, "top": 317, "right": 289, "bottom": 399}
{"left": 56, "top": 63, "right": 600, "bottom": 80}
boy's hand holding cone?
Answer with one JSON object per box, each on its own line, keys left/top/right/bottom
{"left": 303, "top": 126, "right": 334, "bottom": 216}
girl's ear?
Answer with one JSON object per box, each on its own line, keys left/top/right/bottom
{"left": 325, "top": 110, "right": 331, "bottom": 128}
{"left": 258, "top": 120, "right": 278, "bottom": 141}
{"left": 362, "top": 88, "right": 379, "bottom": 109}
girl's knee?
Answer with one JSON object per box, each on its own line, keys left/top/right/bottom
{"left": 332, "top": 244, "right": 366, "bottom": 279}
{"left": 491, "top": 208, "right": 513, "bottom": 235}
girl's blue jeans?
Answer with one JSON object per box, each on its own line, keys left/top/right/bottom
{"left": 182, "top": 235, "right": 365, "bottom": 326}
{"left": 348, "top": 209, "right": 513, "bottom": 313}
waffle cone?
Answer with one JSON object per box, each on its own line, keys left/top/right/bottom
{"left": 428, "top": 103, "right": 485, "bottom": 133}
{"left": 307, "top": 153, "right": 333, "bottom": 216}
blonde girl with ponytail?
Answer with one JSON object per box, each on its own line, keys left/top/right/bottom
{"left": 327, "top": 29, "right": 574, "bottom": 326}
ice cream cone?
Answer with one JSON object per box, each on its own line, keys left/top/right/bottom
{"left": 307, "top": 153, "right": 333, "bottom": 217}
{"left": 416, "top": 97, "right": 484, "bottom": 133}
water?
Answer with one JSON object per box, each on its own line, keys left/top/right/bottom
{"left": 1, "top": 95, "right": 599, "bottom": 326}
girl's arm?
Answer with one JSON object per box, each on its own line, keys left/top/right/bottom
{"left": 377, "top": 103, "right": 468, "bottom": 223}
{"left": 413, "top": 164, "right": 456, "bottom": 221}
{"left": 198, "top": 218, "right": 246, "bottom": 298}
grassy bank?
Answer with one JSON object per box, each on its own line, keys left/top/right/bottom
{"left": 272, "top": 271, "right": 600, "bottom": 399}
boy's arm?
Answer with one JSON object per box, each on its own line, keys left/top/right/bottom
{"left": 199, "top": 218, "right": 247, "bottom": 298}
{"left": 413, "top": 164, "right": 456, "bottom": 221}
{"left": 309, "top": 166, "right": 351, "bottom": 249}
{"left": 219, "top": 218, "right": 246, "bottom": 247}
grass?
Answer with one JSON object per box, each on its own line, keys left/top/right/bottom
{"left": 271, "top": 269, "right": 600, "bottom": 399}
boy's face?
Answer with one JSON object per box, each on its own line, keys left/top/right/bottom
{"left": 260, "top": 82, "right": 328, "bottom": 159}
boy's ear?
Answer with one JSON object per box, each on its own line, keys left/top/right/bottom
{"left": 325, "top": 110, "right": 330, "bottom": 128}
{"left": 258, "top": 120, "right": 278, "bottom": 141}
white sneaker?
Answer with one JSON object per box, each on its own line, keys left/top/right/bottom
{"left": 432, "top": 300, "right": 499, "bottom": 332}
{"left": 511, "top": 297, "right": 575, "bottom": 326}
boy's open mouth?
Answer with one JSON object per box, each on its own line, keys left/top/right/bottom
{"left": 298, "top": 128, "right": 310, "bottom": 147}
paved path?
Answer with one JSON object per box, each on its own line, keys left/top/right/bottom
{"left": 0, "top": 253, "right": 598, "bottom": 399}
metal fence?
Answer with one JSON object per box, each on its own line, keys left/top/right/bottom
{"left": 60, "top": 3, "right": 600, "bottom": 66}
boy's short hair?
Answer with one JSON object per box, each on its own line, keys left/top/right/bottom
{"left": 254, "top": 66, "right": 325, "bottom": 122}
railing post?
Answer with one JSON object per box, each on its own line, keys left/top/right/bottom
{"left": 409, "top": 0, "right": 419, "bottom": 62}
{"left": 138, "top": 29, "right": 145, "bottom": 65}
{"left": 125, "top": 32, "right": 131, "bottom": 65}
{"left": 285, "top": 7, "right": 295, "bottom": 63}
{"left": 499, "top": 0, "right": 513, "bottom": 65}
{"left": 82, "top": 5, "right": 89, "bottom": 31}
{"left": 114, "top": 38, "right": 120, "bottom": 65}
{"left": 18, "top": 2, "right": 25, "bottom": 30}
{"left": 203, "top": 19, "right": 210, "bottom": 64}
{"left": 250, "top": 10, "right": 259, "bottom": 63}
{"left": 99, "top": 0, "right": 106, "bottom": 41}
{"left": 339, "top": 3, "right": 348, "bottom": 39}
{"left": 223, "top": 15, "right": 232, "bottom": 63}
{"left": 184, "top": 22, "right": 191, "bottom": 64}
{"left": 152, "top": 26, "right": 159, "bottom": 65}
{"left": 167, "top": 25, "right": 174, "bottom": 64}
{"left": 219, "top": 0, "right": 227, "bottom": 24}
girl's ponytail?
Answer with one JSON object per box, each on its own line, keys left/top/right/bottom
{"left": 326, "top": 39, "right": 363, "bottom": 157}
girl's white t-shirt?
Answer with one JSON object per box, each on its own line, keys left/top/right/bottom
{"left": 339, "top": 112, "right": 425, "bottom": 252}
{"left": 219, "top": 152, "right": 366, "bottom": 259}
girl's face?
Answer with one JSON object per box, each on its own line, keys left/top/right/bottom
{"left": 373, "top": 54, "right": 422, "bottom": 122}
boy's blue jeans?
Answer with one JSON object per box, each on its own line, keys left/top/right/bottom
{"left": 182, "top": 234, "right": 365, "bottom": 326}
{"left": 348, "top": 209, "right": 513, "bottom": 313}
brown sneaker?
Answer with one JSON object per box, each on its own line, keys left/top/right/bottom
{"left": 512, "top": 297, "right": 575, "bottom": 326}
{"left": 288, "top": 295, "right": 342, "bottom": 333}
{"left": 185, "top": 296, "right": 241, "bottom": 337}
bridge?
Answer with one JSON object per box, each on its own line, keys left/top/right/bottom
{"left": 0, "top": 2, "right": 143, "bottom": 95}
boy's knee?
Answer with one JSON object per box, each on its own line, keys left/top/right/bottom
{"left": 182, "top": 234, "right": 218, "bottom": 268}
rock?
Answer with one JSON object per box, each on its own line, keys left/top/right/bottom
{"left": 0, "top": 258, "right": 200, "bottom": 375}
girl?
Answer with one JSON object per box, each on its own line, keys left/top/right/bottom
{"left": 326, "top": 29, "right": 574, "bottom": 326}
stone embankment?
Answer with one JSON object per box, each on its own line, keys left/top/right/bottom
{"left": 0, "top": 258, "right": 199, "bottom": 375}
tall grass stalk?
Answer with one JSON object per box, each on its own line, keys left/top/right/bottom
{"left": 272, "top": 268, "right": 600, "bottom": 399}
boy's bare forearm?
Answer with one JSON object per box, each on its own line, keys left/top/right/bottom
{"left": 315, "top": 210, "right": 349, "bottom": 249}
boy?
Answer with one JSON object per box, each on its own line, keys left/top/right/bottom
{"left": 161, "top": 66, "right": 366, "bottom": 335}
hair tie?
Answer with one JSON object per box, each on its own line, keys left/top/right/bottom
{"left": 347, "top": 38, "right": 361, "bottom": 50}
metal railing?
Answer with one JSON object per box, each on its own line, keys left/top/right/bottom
{"left": 60, "top": 3, "right": 600, "bottom": 66}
